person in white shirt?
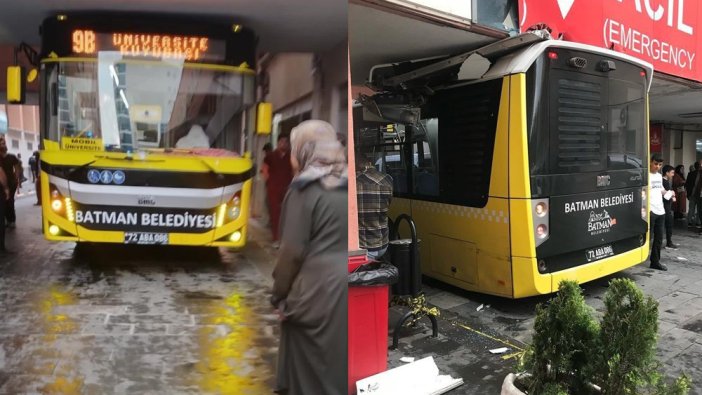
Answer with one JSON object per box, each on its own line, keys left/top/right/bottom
{"left": 649, "top": 155, "right": 667, "bottom": 271}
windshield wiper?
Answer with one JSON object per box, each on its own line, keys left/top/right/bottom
{"left": 93, "top": 154, "right": 165, "bottom": 163}
{"left": 67, "top": 160, "right": 97, "bottom": 178}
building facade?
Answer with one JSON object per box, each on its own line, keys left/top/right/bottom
{"left": 0, "top": 104, "right": 39, "bottom": 181}
{"left": 250, "top": 40, "right": 348, "bottom": 222}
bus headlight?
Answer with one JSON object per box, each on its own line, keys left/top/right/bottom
{"left": 228, "top": 206, "right": 240, "bottom": 220}
{"left": 65, "top": 198, "right": 75, "bottom": 222}
{"left": 641, "top": 187, "right": 648, "bottom": 220}
{"left": 229, "top": 231, "right": 242, "bottom": 242}
{"left": 51, "top": 199, "right": 63, "bottom": 212}
{"left": 49, "top": 184, "right": 75, "bottom": 222}
{"left": 48, "top": 224, "right": 60, "bottom": 236}
{"left": 216, "top": 191, "right": 242, "bottom": 227}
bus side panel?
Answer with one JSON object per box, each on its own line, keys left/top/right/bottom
{"left": 472, "top": 77, "right": 512, "bottom": 297}
{"left": 513, "top": 257, "right": 552, "bottom": 297}
{"left": 399, "top": 77, "right": 513, "bottom": 297}
{"left": 508, "top": 73, "right": 537, "bottom": 257}
{"left": 508, "top": 73, "right": 552, "bottom": 297}
{"left": 409, "top": 198, "right": 512, "bottom": 297}
{"left": 507, "top": 74, "right": 531, "bottom": 201}
{"left": 388, "top": 198, "right": 412, "bottom": 234}
{"left": 488, "top": 77, "right": 510, "bottom": 199}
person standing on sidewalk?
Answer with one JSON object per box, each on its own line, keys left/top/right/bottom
{"left": 34, "top": 151, "right": 41, "bottom": 206}
{"left": 356, "top": 153, "right": 393, "bottom": 261}
{"left": 673, "top": 164, "right": 687, "bottom": 219}
{"left": 0, "top": 166, "right": 10, "bottom": 253}
{"left": 262, "top": 134, "right": 293, "bottom": 245}
{"left": 662, "top": 165, "right": 679, "bottom": 249}
{"left": 649, "top": 155, "right": 667, "bottom": 271}
{"left": 0, "top": 136, "right": 20, "bottom": 228}
{"left": 270, "top": 120, "right": 347, "bottom": 395}
{"left": 685, "top": 161, "right": 701, "bottom": 229}
{"left": 29, "top": 151, "right": 38, "bottom": 182}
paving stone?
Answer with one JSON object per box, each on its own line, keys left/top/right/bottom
{"left": 0, "top": 198, "right": 277, "bottom": 393}
{"left": 381, "top": 222, "right": 702, "bottom": 394}
{"left": 427, "top": 291, "right": 473, "bottom": 310}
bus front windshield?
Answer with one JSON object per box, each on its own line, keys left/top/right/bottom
{"left": 46, "top": 54, "right": 254, "bottom": 152}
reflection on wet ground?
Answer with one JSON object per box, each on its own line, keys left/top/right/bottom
{"left": 0, "top": 199, "right": 278, "bottom": 394}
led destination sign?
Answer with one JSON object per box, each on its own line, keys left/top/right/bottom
{"left": 71, "top": 29, "right": 225, "bottom": 61}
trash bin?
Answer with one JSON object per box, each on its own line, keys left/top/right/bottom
{"left": 388, "top": 238, "right": 421, "bottom": 296}
{"left": 348, "top": 258, "right": 398, "bottom": 395}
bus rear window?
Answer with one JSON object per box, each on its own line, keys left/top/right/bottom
{"left": 526, "top": 52, "right": 647, "bottom": 175}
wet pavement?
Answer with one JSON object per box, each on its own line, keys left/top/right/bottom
{"left": 0, "top": 195, "right": 280, "bottom": 394}
{"left": 386, "top": 219, "right": 702, "bottom": 394}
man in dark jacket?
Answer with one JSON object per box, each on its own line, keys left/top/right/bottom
{"left": 662, "top": 165, "right": 679, "bottom": 248}
{"left": 0, "top": 136, "right": 20, "bottom": 228}
{"left": 0, "top": 165, "right": 9, "bottom": 253}
{"left": 685, "top": 161, "right": 701, "bottom": 228}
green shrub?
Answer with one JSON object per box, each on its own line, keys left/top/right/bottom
{"left": 517, "top": 279, "right": 691, "bottom": 395}
{"left": 592, "top": 278, "right": 659, "bottom": 393}
{"left": 519, "top": 281, "right": 599, "bottom": 394}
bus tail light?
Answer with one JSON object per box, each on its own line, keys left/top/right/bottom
{"left": 532, "top": 198, "right": 550, "bottom": 247}
{"left": 534, "top": 202, "right": 548, "bottom": 217}
{"left": 536, "top": 224, "right": 548, "bottom": 238}
{"left": 641, "top": 186, "right": 647, "bottom": 220}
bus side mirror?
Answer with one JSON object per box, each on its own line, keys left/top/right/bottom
{"left": 7, "top": 66, "right": 26, "bottom": 104}
{"left": 256, "top": 102, "right": 272, "bottom": 135}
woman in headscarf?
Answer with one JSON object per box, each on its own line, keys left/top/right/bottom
{"left": 270, "top": 120, "right": 347, "bottom": 395}
{"left": 673, "top": 164, "right": 687, "bottom": 219}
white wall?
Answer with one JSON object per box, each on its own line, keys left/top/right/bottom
{"left": 662, "top": 125, "right": 702, "bottom": 174}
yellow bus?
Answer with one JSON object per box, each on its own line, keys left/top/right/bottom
{"left": 14, "top": 13, "right": 258, "bottom": 247}
{"left": 357, "top": 34, "right": 653, "bottom": 298}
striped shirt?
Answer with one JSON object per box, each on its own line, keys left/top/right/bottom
{"left": 356, "top": 167, "right": 393, "bottom": 252}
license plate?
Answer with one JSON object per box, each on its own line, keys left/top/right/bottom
{"left": 124, "top": 232, "right": 169, "bottom": 245}
{"left": 585, "top": 244, "right": 614, "bottom": 263}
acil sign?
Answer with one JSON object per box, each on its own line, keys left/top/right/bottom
{"left": 520, "top": 0, "right": 701, "bottom": 81}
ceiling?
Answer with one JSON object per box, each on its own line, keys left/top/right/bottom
{"left": 349, "top": 2, "right": 502, "bottom": 86}
{"left": 649, "top": 75, "right": 702, "bottom": 125}
{"left": 0, "top": 0, "right": 347, "bottom": 53}
{"left": 350, "top": 1, "right": 702, "bottom": 125}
